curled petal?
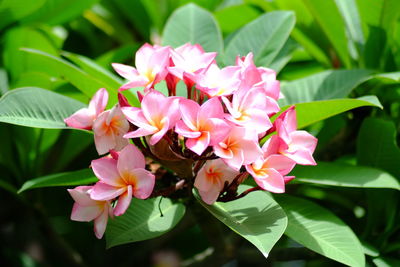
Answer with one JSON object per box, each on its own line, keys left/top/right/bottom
{"left": 91, "top": 157, "right": 123, "bottom": 187}
{"left": 90, "top": 182, "right": 126, "bottom": 201}
{"left": 253, "top": 168, "right": 285, "bottom": 193}
{"left": 94, "top": 205, "right": 109, "bottom": 239}
{"left": 64, "top": 108, "right": 94, "bottom": 130}
{"left": 88, "top": 88, "right": 108, "bottom": 116}
{"left": 186, "top": 131, "right": 210, "bottom": 155}
{"left": 131, "top": 169, "right": 155, "bottom": 199}
{"left": 71, "top": 203, "right": 102, "bottom": 222}
{"left": 113, "top": 185, "right": 133, "bottom": 216}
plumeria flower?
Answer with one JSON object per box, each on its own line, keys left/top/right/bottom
{"left": 175, "top": 97, "right": 231, "bottom": 155}
{"left": 213, "top": 126, "right": 263, "bottom": 171}
{"left": 122, "top": 90, "right": 181, "bottom": 145}
{"left": 112, "top": 44, "right": 170, "bottom": 91}
{"left": 236, "top": 53, "right": 281, "bottom": 100}
{"left": 68, "top": 186, "right": 113, "bottom": 239}
{"left": 269, "top": 106, "right": 318, "bottom": 165}
{"left": 246, "top": 139, "right": 296, "bottom": 193}
{"left": 92, "top": 105, "right": 130, "bottom": 155}
{"left": 195, "top": 64, "right": 241, "bottom": 97}
{"left": 168, "top": 43, "right": 217, "bottom": 88}
{"left": 222, "top": 87, "right": 277, "bottom": 133}
{"left": 64, "top": 88, "right": 108, "bottom": 130}
{"left": 195, "top": 159, "right": 240, "bottom": 204}
{"left": 90, "top": 144, "right": 155, "bottom": 216}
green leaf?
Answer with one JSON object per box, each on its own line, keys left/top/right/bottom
{"left": 3, "top": 27, "right": 59, "bottom": 81}
{"left": 106, "top": 197, "right": 186, "bottom": 248}
{"left": 292, "top": 162, "right": 400, "bottom": 190}
{"left": 0, "top": 69, "right": 9, "bottom": 96}
{"left": 334, "top": 0, "right": 365, "bottom": 58}
{"left": 293, "top": 96, "right": 382, "bottom": 129}
{"left": 197, "top": 185, "right": 287, "bottom": 257}
{"left": 19, "top": 169, "right": 97, "bottom": 193}
{"left": 21, "top": 0, "right": 99, "bottom": 25}
{"left": 302, "top": 0, "right": 352, "bottom": 68}
{"left": 275, "top": 195, "right": 365, "bottom": 267}
{"left": 0, "top": 87, "right": 85, "bottom": 129}
{"left": 21, "top": 48, "right": 120, "bottom": 105}
{"left": 162, "top": 3, "right": 223, "bottom": 54}
{"left": 0, "top": 0, "right": 46, "bottom": 29}
{"left": 373, "top": 257, "right": 400, "bottom": 267}
{"left": 224, "top": 11, "right": 295, "bottom": 66}
{"left": 357, "top": 118, "right": 400, "bottom": 177}
{"left": 214, "top": 4, "right": 260, "bottom": 34}
{"left": 280, "top": 69, "right": 372, "bottom": 105}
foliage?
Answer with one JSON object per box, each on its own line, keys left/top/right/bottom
{"left": 1, "top": 0, "right": 400, "bottom": 266}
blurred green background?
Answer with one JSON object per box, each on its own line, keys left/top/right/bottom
{"left": 1, "top": 0, "right": 400, "bottom": 266}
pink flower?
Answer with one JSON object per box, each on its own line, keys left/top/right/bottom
{"left": 246, "top": 140, "right": 296, "bottom": 193}
{"left": 222, "top": 87, "right": 277, "bottom": 133}
{"left": 122, "top": 90, "right": 181, "bottom": 145}
{"left": 236, "top": 53, "right": 281, "bottom": 100}
{"left": 270, "top": 106, "right": 318, "bottom": 165}
{"left": 175, "top": 97, "right": 231, "bottom": 155}
{"left": 168, "top": 43, "right": 216, "bottom": 87}
{"left": 90, "top": 144, "right": 155, "bottom": 216}
{"left": 68, "top": 186, "right": 113, "bottom": 239}
{"left": 195, "top": 64, "right": 241, "bottom": 97}
{"left": 64, "top": 88, "right": 108, "bottom": 129}
{"left": 92, "top": 105, "right": 130, "bottom": 155}
{"left": 213, "top": 126, "right": 263, "bottom": 171}
{"left": 112, "top": 44, "right": 170, "bottom": 91}
{"left": 195, "top": 159, "right": 239, "bottom": 204}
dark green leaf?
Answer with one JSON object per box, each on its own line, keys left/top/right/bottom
{"left": 197, "top": 185, "right": 287, "bottom": 257}
{"left": 106, "top": 197, "right": 186, "bottom": 248}
{"left": 224, "top": 11, "right": 295, "bottom": 66}
{"left": 19, "top": 169, "right": 97, "bottom": 193}
{"left": 162, "top": 3, "right": 223, "bottom": 54}
{"left": 275, "top": 195, "right": 365, "bottom": 267}
{"left": 0, "top": 87, "right": 85, "bottom": 129}
{"left": 292, "top": 162, "right": 400, "bottom": 190}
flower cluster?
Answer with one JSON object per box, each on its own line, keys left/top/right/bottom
{"left": 65, "top": 43, "right": 317, "bottom": 238}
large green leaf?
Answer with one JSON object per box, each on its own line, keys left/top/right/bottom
{"left": 106, "top": 197, "right": 186, "bottom": 248}
{"left": 334, "top": 0, "right": 365, "bottom": 58}
{"left": 292, "top": 162, "right": 400, "bottom": 190}
{"left": 357, "top": 118, "right": 400, "bottom": 177}
{"left": 0, "top": 0, "right": 45, "bottom": 29}
{"left": 293, "top": 95, "right": 382, "bottom": 129}
{"left": 279, "top": 69, "right": 372, "bottom": 105}
{"left": 162, "top": 3, "right": 223, "bottom": 54}
{"left": 224, "top": 11, "right": 295, "bottom": 66}
{"left": 3, "top": 27, "right": 59, "bottom": 81}
{"left": 0, "top": 69, "right": 9, "bottom": 96}
{"left": 197, "top": 185, "right": 287, "bottom": 257}
{"left": 0, "top": 87, "right": 85, "bottom": 129}
{"left": 21, "top": 48, "right": 120, "bottom": 104}
{"left": 214, "top": 4, "right": 260, "bottom": 34}
{"left": 275, "top": 195, "right": 365, "bottom": 267}
{"left": 302, "top": 0, "right": 351, "bottom": 68}
{"left": 21, "top": 0, "right": 99, "bottom": 25}
{"left": 19, "top": 169, "right": 97, "bottom": 193}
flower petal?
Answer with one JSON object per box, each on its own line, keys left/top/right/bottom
{"left": 117, "top": 144, "right": 146, "bottom": 174}
{"left": 131, "top": 169, "right": 155, "bottom": 199}
{"left": 94, "top": 205, "right": 109, "bottom": 239}
{"left": 113, "top": 185, "right": 133, "bottom": 216}
{"left": 71, "top": 203, "right": 102, "bottom": 222}
{"left": 90, "top": 182, "right": 126, "bottom": 200}
{"left": 91, "top": 157, "right": 123, "bottom": 186}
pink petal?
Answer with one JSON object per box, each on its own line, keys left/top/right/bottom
{"left": 254, "top": 168, "right": 285, "bottom": 193}
{"left": 94, "top": 205, "right": 109, "bottom": 239}
{"left": 186, "top": 131, "right": 210, "bottom": 155}
{"left": 64, "top": 108, "right": 94, "bottom": 130}
{"left": 123, "top": 127, "right": 157, "bottom": 139}
{"left": 149, "top": 118, "right": 170, "bottom": 145}
{"left": 198, "top": 97, "right": 224, "bottom": 121}
{"left": 90, "top": 182, "right": 126, "bottom": 200}
{"left": 290, "top": 131, "right": 318, "bottom": 152}
{"left": 224, "top": 148, "right": 244, "bottom": 171}
{"left": 94, "top": 132, "right": 116, "bottom": 155}
{"left": 88, "top": 88, "right": 108, "bottom": 116}
{"left": 198, "top": 187, "right": 221, "bottom": 205}
{"left": 265, "top": 155, "right": 296, "bottom": 175}
{"left": 213, "top": 144, "right": 234, "bottom": 159}
{"left": 285, "top": 148, "right": 317, "bottom": 166}
{"left": 112, "top": 63, "right": 140, "bottom": 80}
{"left": 113, "top": 185, "right": 133, "bottom": 216}
{"left": 175, "top": 121, "right": 201, "bottom": 138}
{"left": 179, "top": 99, "right": 199, "bottom": 130}
{"left": 131, "top": 169, "right": 155, "bottom": 199}
{"left": 71, "top": 202, "right": 102, "bottom": 222}
{"left": 91, "top": 157, "right": 123, "bottom": 186}
{"left": 120, "top": 77, "right": 149, "bottom": 90}
{"left": 207, "top": 118, "right": 231, "bottom": 145}
{"left": 67, "top": 186, "right": 97, "bottom": 206}
{"left": 141, "top": 90, "right": 167, "bottom": 122}
{"left": 135, "top": 43, "right": 155, "bottom": 73}
{"left": 117, "top": 144, "right": 146, "bottom": 174}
